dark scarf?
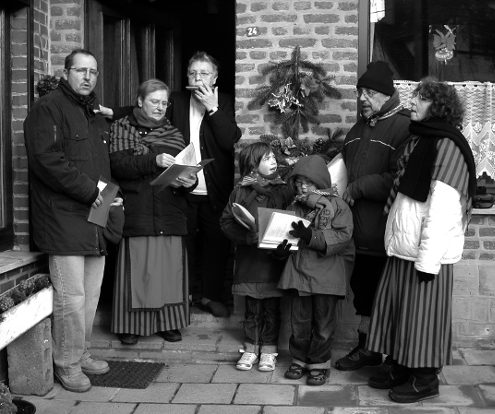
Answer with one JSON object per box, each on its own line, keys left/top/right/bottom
{"left": 239, "top": 172, "right": 286, "bottom": 206}
{"left": 399, "top": 118, "right": 477, "bottom": 203}
{"left": 58, "top": 78, "right": 97, "bottom": 118}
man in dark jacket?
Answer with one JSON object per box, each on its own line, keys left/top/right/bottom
{"left": 24, "top": 49, "right": 113, "bottom": 392}
{"left": 335, "top": 61, "right": 410, "bottom": 371}
{"left": 167, "top": 51, "right": 241, "bottom": 317}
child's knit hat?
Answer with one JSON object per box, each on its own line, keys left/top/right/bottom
{"left": 289, "top": 155, "right": 331, "bottom": 189}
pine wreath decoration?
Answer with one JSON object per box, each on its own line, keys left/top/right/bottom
{"left": 248, "top": 45, "right": 341, "bottom": 140}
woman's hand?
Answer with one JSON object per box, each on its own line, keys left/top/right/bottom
{"left": 156, "top": 153, "right": 175, "bottom": 168}
{"left": 176, "top": 174, "right": 196, "bottom": 188}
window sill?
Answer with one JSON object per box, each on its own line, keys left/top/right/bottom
{"left": 0, "top": 251, "right": 46, "bottom": 274}
{"left": 472, "top": 207, "right": 495, "bottom": 215}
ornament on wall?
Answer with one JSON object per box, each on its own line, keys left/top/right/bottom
{"left": 432, "top": 25, "right": 456, "bottom": 64}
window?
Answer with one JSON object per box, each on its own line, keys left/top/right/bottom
{"left": 365, "top": 0, "right": 495, "bottom": 81}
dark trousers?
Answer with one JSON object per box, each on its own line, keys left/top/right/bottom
{"left": 186, "top": 195, "right": 231, "bottom": 302}
{"left": 289, "top": 294, "right": 339, "bottom": 369}
{"left": 243, "top": 296, "right": 281, "bottom": 353}
{"left": 350, "top": 254, "right": 387, "bottom": 316}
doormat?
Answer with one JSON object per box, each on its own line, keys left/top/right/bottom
{"left": 87, "top": 360, "right": 165, "bottom": 389}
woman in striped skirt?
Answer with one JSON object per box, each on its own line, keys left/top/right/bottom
{"left": 366, "top": 78, "right": 477, "bottom": 403}
{"left": 109, "top": 79, "right": 196, "bottom": 345}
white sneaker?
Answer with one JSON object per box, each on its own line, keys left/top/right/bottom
{"left": 258, "top": 352, "right": 278, "bottom": 372}
{"left": 236, "top": 351, "right": 258, "bottom": 371}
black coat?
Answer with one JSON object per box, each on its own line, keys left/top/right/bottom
{"left": 109, "top": 117, "right": 192, "bottom": 237}
{"left": 23, "top": 87, "right": 111, "bottom": 255}
{"left": 166, "top": 91, "right": 242, "bottom": 211}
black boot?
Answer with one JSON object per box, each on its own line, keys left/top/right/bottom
{"left": 368, "top": 358, "right": 410, "bottom": 389}
{"left": 389, "top": 367, "right": 439, "bottom": 403}
{"left": 334, "top": 331, "right": 382, "bottom": 371}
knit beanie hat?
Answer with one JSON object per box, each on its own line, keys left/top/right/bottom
{"left": 357, "top": 61, "right": 395, "bottom": 96}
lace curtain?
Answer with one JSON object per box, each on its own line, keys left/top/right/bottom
{"left": 395, "top": 80, "right": 495, "bottom": 179}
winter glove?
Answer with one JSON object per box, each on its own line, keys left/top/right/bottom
{"left": 289, "top": 220, "right": 312, "bottom": 245}
{"left": 245, "top": 231, "right": 258, "bottom": 246}
{"left": 272, "top": 239, "right": 292, "bottom": 260}
{"left": 417, "top": 271, "right": 435, "bottom": 283}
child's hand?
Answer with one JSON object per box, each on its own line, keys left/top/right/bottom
{"left": 272, "top": 239, "right": 292, "bottom": 260}
{"left": 245, "top": 231, "right": 258, "bottom": 246}
{"left": 289, "top": 221, "right": 312, "bottom": 245}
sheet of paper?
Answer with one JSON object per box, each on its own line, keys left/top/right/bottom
{"left": 88, "top": 176, "right": 119, "bottom": 227}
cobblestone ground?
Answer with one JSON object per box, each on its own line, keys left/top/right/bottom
{"left": 15, "top": 327, "right": 495, "bottom": 414}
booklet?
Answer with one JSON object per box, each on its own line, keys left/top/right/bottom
{"left": 87, "top": 176, "right": 120, "bottom": 227}
{"left": 257, "top": 207, "right": 311, "bottom": 251}
{"left": 232, "top": 203, "right": 256, "bottom": 230}
{"left": 150, "top": 143, "right": 214, "bottom": 188}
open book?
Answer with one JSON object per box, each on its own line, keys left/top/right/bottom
{"left": 150, "top": 143, "right": 214, "bottom": 188}
{"left": 257, "top": 207, "right": 311, "bottom": 251}
{"left": 87, "top": 176, "right": 120, "bottom": 227}
{"left": 232, "top": 203, "right": 256, "bottom": 230}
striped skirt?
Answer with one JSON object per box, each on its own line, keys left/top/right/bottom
{"left": 111, "top": 236, "right": 189, "bottom": 336}
{"left": 366, "top": 256, "right": 453, "bottom": 368}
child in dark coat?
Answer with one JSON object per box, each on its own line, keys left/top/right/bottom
{"left": 278, "top": 155, "right": 355, "bottom": 385}
{"left": 220, "top": 142, "right": 293, "bottom": 372}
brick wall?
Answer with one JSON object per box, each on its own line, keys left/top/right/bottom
{"left": 235, "top": 0, "right": 359, "bottom": 142}
{"left": 11, "top": 7, "right": 30, "bottom": 250}
{"left": 453, "top": 212, "right": 495, "bottom": 348}
{"left": 49, "top": 0, "right": 83, "bottom": 77}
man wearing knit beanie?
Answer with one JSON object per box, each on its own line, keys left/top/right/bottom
{"left": 335, "top": 61, "right": 411, "bottom": 377}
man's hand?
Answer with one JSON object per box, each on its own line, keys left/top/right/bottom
{"left": 94, "top": 104, "right": 114, "bottom": 119}
{"left": 289, "top": 220, "right": 312, "bottom": 245}
{"left": 156, "top": 153, "right": 175, "bottom": 168}
{"left": 193, "top": 82, "right": 219, "bottom": 113}
{"left": 272, "top": 239, "right": 292, "bottom": 260}
{"left": 92, "top": 192, "right": 103, "bottom": 209}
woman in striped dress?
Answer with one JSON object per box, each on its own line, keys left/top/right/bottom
{"left": 109, "top": 79, "right": 196, "bottom": 345}
{"left": 366, "top": 78, "right": 477, "bottom": 403}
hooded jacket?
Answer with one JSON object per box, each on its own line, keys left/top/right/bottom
{"left": 277, "top": 155, "right": 355, "bottom": 296}
{"left": 342, "top": 91, "right": 410, "bottom": 256}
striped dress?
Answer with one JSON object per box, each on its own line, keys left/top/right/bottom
{"left": 109, "top": 112, "right": 190, "bottom": 336}
{"left": 367, "top": 138, "right": 469, "bottom": 368}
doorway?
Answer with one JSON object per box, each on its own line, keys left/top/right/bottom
{"left": 85, "top": 0, "right": 236, "bottom": 309}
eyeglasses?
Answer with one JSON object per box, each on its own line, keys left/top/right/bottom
{"left": 355, "top": 88, "right": 378, "bottom": 99}
{"left": 294, "top": 179, "right": 314, "bottom": 187}
{"left": 147, "top": 99, "right": 169, "bottom": 108}
{"left": 187, "top": 71, "right": 212, "bottom": 78}
{"left": 69, "top": 67, "right": 99, "bottom": 77}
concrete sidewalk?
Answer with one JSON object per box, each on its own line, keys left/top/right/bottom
{"left": 14, "top": 327, "right": 495, "bottom": 414}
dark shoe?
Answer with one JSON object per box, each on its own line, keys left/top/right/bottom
{"left": 117, "top": 333, "right": 139, "bottom": 345}
{"left": 284, "top": 363, "right": 306, "bottom": 380}
{"left": 334, "top": 332, "right": 382, "bottom": 371}
{"left": 55, "top": 370, "right": 91, "bottom": 393}
{"left": 80, "top": 357, "right": 110, "bottom": 375}
{"left": 389, "top": 368, "right": 439, "bottom": 403}
{"left": 200, "top": 300, "right": 230, "bottom": 317}
{"left": 368, "top": 362, "right": 410, "bottom": 389}
{"left": 159, "top": 329, "right": 182, "bottom": 342}
{"left": 306, "top": 369, "right": 329, "bottom": 386}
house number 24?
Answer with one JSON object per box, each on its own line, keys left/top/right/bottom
{"left": 246, "top": 27, "right": 259, "bottom": 37}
